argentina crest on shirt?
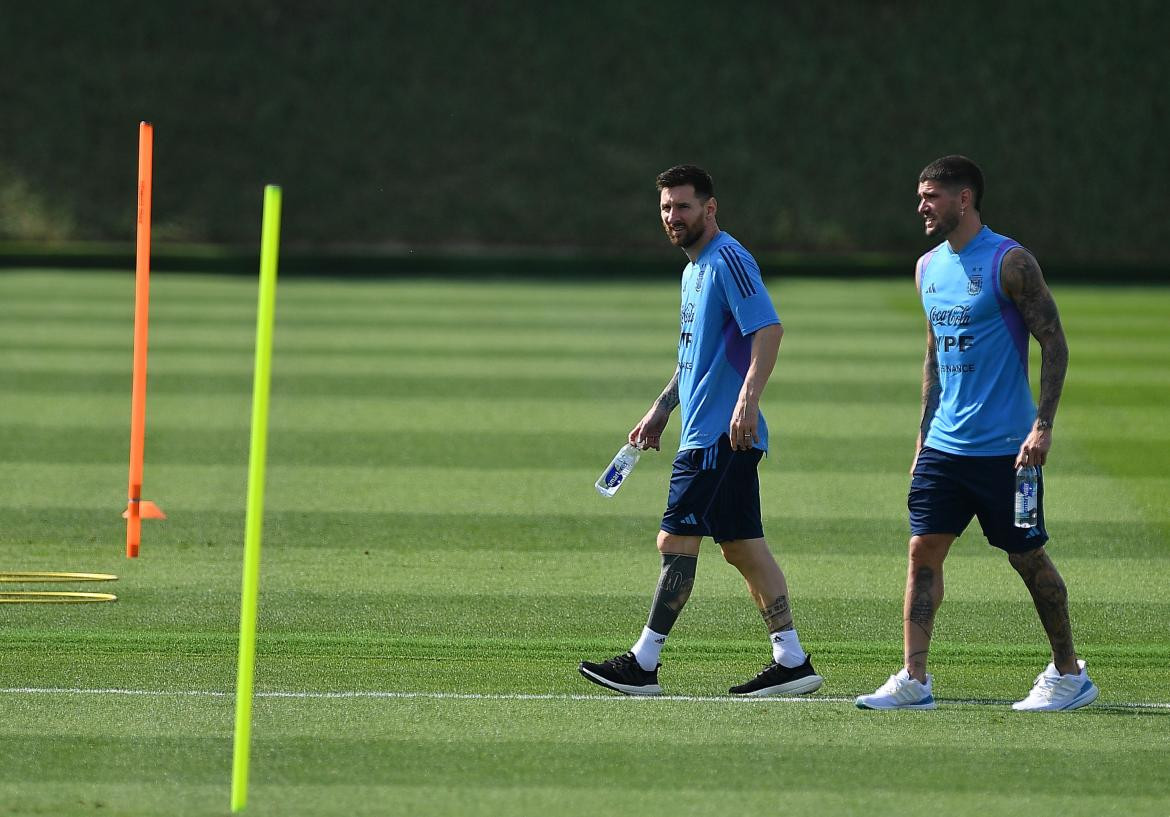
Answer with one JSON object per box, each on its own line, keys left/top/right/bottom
{"left": 967, "top": 266, "right": 983, "bottom": 296}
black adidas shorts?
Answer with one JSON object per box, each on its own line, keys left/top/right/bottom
{"left": 909, "top": 446, "right": 1048, "bottom": 553}
{"left": 660, "top": 434, "right": 765, "bottom": 543}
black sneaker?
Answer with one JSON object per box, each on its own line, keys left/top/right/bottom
{"left": 728, "top": 655, "right": 824, "bottom": 696}
{"left": 578, "top": 652, "right": 662, "bottom": 696}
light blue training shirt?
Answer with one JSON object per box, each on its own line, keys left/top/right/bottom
{"left": 918, "top": 225, "right": 1036, "bottom": 456}
{"left": 676, "top": 231, "right": 781, "bottom": 453}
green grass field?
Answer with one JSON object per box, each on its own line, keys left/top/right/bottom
{"left": 0, "top": 270, "right": 1167, "bottom": 816}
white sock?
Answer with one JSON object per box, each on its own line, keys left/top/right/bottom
{"left": 771, "top": 629, "right": 807, "bottom": 668}
{"left": 631, "top": 626, "right": 668, "bottom": 671}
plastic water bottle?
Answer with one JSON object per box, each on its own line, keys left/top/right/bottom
{"left": 595, "top": 443, "right": 641, "bottom": 498}
{"left": 1014, "top": 465, "right": 1039, "bottom": 528}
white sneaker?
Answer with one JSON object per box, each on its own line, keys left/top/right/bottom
{"left": 1012, "top": 659, "right": 1099, "bottom": 711}
{"left": 855, "top": 668, "right": 936, "bottom": 710}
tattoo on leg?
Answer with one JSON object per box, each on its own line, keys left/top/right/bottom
{"left": 905, "top": 648, "right": 930, "bottom": 678}
{"left": 646, "top": 553, "right": 697, "bottom": 635}
{"left": 1011, "top": 549, "right": 1076, "bottom": 667}
{"left": 761, "top": 594, "right": 793, "bottom": 633}
{"left": 906, "top": 566, "right": 935, "bottom": 638}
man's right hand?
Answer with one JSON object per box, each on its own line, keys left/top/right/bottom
{"left": 630, "top": 406, "right": 670, "bottom": 451}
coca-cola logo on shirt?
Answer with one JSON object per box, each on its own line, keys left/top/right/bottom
{"left": 929, "top": 305, "right": 972, "bottom": 326}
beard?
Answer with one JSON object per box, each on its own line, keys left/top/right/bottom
{"left": 925, "top": 208, "right": 960, "bottom": 238}
{"left": 664, "top": 220, "right": 705, "bottom": 248}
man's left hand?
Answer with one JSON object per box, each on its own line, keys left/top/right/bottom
{"left": 1016, "top": 426, "right": 1052, "bottom": 468}
{"left": 729, "top": 399, "right": 760, "bottom": 451}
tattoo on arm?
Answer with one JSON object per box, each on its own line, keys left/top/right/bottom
{"left": 654, "top": 369, "right": 681, "bottom": 413}
{"left": 920, "top": 335, "right": 941, "bottom": 439}
{"left": 760, "top": 594, "right": 794, "bottom": 633}
{"left": 1002, "top": 250, "right": 1069, "bottom": 424}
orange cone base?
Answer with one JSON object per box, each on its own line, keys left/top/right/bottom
{"left": 122, "top": 501, "right": 167, "bottom": 520}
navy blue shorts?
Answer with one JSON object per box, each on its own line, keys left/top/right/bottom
{"left": 661, "top": 434, "right": 765, "bottom": 543}
{"left": 909, "top": 446, "right": 1048, "bottom": 553}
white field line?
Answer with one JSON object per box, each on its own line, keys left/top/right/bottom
{"left": 1, "top": 686, "right": 1168, "bottom": 710}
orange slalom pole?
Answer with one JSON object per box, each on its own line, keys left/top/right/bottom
{"left": 124, "top": 121, "right": 165, "bottom": 557}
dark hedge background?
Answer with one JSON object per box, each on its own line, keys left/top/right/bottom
{"left": 3, "top": 1, "right": 1167, "bottom": 265}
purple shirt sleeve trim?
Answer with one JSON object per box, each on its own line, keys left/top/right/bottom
{"left": 991, "top": 239, "right": 1029, "bottom": 371}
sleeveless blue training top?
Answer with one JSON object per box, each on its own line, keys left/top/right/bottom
{"left": 917, "top": 226, "right": 1036, "bottom": 456}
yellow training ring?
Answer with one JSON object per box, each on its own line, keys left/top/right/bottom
{"left": 0, "top": 572, "right": 118, "bottom": 583}
{"left": 0, "top": 591, "right": 118, "bottom": 603}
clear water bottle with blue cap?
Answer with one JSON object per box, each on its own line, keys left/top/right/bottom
{"left": 1014, "top": 465, "right": 1038, "bottom": 528}
{"left": 595, "top": 443, "right": 642, "bottom": 498}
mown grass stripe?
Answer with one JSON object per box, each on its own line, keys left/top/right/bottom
{"left": 3, "top": 687, "right": 1166, "bottom": 710}
{"left": 5, "top": 333, "right": 1167, "bottom": 369}
{"left": 0, "top": 351, "right": 930, "bottom": 383}
{"left": 0, "top": 463, "right": 1163, "bottom": 525}
{"left": 3, "top": 509, "right": 1161, "bottom": 558}
{"left": 0, "top": 370, "right": 915, "bottom": 402}
{"left": 0, "top": 395, "right": 1166, "bottom": 444}
{"left": 6, "top": 369, "right": 1166, "bottom": 406}
{"left": 5, "top": 424, "right": 1170, "bottom": 480}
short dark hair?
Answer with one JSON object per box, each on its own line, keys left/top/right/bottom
{"left": 656, "top": 165, "right": 714, "bottom": 200}
{"left": 919, "top": 155, "right": 984, "bottom": 211}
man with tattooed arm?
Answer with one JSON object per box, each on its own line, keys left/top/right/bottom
{"left": 578, "top": 165, "right": 823, "bottom": 697}
{"left": 856, "top": 155, "right": 1099, "bottom": 711}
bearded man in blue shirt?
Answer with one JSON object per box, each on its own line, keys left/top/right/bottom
{"left": 856, "top": 155, "right": 1098, "bottom": 712}
{"left": 579, "top": 165, "right": 823, "bottom": 698}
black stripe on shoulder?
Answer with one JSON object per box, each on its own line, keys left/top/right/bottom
{"left": 727, "top": 248, "right": 758, "bottom": 297}
{"left": 719, "top": 247, "right": 756, "bottom": 298}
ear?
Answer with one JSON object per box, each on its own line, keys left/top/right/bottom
{"left": 706, "top": 196, "right": 718, "bottom": 220}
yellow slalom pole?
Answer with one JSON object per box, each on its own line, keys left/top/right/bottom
{"left": 231, "top": 185, "right": 282, "bottom": 813}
